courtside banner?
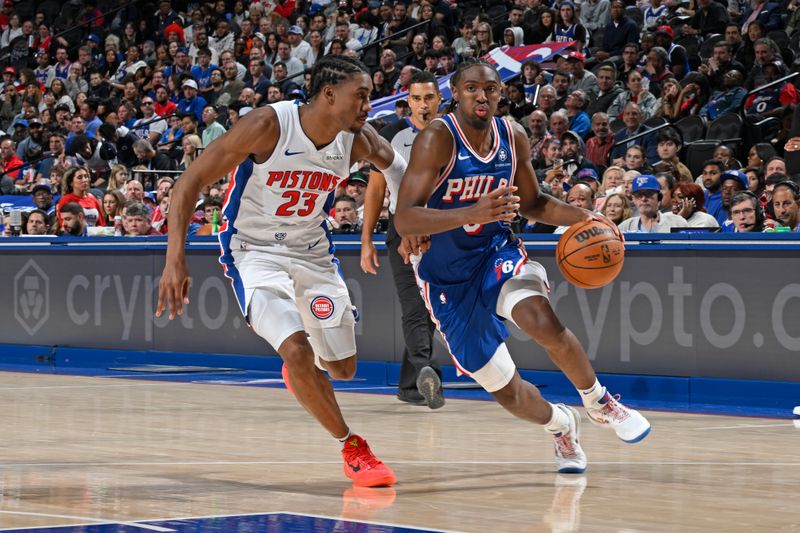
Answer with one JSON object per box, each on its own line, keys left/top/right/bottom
{"left": 367, "top": 42, "right": 576, "bottom": 119}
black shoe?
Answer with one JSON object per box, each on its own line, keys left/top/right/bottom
{"left": 416, "top": 366, "right": 445, "bottom": 410}
{"left": 396, "top": 389, "right": 427, "bottom": 405}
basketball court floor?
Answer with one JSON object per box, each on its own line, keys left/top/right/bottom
{"left": 0, "top": 369, "right": 798, "bottom": 532}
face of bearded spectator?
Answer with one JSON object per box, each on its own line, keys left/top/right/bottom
{"left": 561, "top": 136, "right": 578, "bottom": 159}
{"left": 702, "top": 164, "right": 722, "bottom": 190}
{"left": 334, "top": 199, "right": 358, "bottom": 226}
{"left": 126, "top": 180, "right": 144, "bottom": 201}
{"left": 33, "top": 187, "right": 53, "bottom": 209}
{"left": 61, "top": 210, "right": 84, "bottom": 234}
{"left": 528, "top": 112, "right": 547, "bottom": 136}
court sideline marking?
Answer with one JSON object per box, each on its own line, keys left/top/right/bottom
{"left": 0, "top": 511, "right": 174, "bottom": 531}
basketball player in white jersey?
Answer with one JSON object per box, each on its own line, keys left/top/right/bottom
{"left": 156, "top": 56, "right": 408, "bottom": 487}
{"left": 361, "top": 70, "right": 443, "bottom": 409}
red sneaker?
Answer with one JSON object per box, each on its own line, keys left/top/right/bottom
{"left": 281, "top": 364, "right": 295, "bottom": 397}
{"left": 341, "top": 435, "right": 397, "bottom": 487}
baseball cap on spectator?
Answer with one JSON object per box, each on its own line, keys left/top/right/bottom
{"left": 253, "top": 32, "right": 266, "bottom": 42}
{"left": 368, "top": 0, "right": 381, "bottom": 7}
{"left": 13, "top": 119, "right": 28, "bottom": 128}
{"left": 31, "top": 183, "right": 52, "bottom": 195}
{"left": 239, "top": 106, "right": 253, "bottom": 117}
{"left": 86, "top": 34, "right": 101, "bottom": 43}
{"left": 721, "top": 169, "right": 748, "bottom": 190}
{"left": 576, "top": 168, "right": 599, "bottom": 182}
{"left": 55, "top": 103, "right": 71, "bottom": 113}
{"left": 31, "top": 182, "right": 53, "bottom": 195}
{"left": 28, "top": 117, "right": 42, "bottom": 127}
{"left": 567, "top": 51, "right": 585, "bottom": 62}
{"left": 655, "top": 25, "right": 674, "bottom": 39}
{"left": 288, "top": 25, "right": 303, "bottom": 35}
{"left": 632, "top": 175, "right": 660, "bottom": 193}
{"left": 143, "top": 192, "right": 158, "bottom": 205}
{"left": 559, "top": 1, "right": 575, "bottom": 7}
{"left": 3, "top": 66, "right": 16, "bottom": 75}
{"left": 348, "top": 172, "right": 368, "bottom": 186}
{"left": 182, "top": 79, "right": 198, "bottom": 90}
{"left": 308, "top": 4, "right": 323, "bottom": 15}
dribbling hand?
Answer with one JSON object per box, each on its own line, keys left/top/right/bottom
{"left": 586, "top": 211, "right": 624, "bottom": 242}
{"left": 156, "top": 261, "right": 192, "bottom": 320}
{"left": 468, "top": 186, "right": 519, "bottom": 226}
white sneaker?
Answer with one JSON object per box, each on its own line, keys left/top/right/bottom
{"left": 586, "top": 391, "right": 651, "bottom": 443}
{"left": 549, "top": 404, "right": 587, "bottom": 474}
{"left": 793, "top": 406, "right": 800, "bottom": 429}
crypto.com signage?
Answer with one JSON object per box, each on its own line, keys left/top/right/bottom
{"left": 0, "top": 245, "right": 798, "bottom": 381}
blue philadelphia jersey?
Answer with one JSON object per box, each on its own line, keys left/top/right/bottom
{"left": 413, "top": 113, "right": 529, "bottom": 379}
{"left": 417, "top": 114, "right": 518, "bottom": 286}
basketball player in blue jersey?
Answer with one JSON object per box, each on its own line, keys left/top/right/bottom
{"left": 395, "top": 58, "right": 651, "bottom": 474}
{"left": 156, "top": 56, "right": 409, "bottom": 487}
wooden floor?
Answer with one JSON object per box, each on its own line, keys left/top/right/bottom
{"left": 0, "top": 371, "right": 798, "bottom": 532}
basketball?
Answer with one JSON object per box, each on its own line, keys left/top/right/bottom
{"left": 556, "top": 220, "right": 625, "bottom": 289}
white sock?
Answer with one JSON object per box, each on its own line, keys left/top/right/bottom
{"left": 544, "top": 403, "right": 570, "bottom": 434}
{"left": 338, "top": 430, "right": 352, "bottom": 443}
{"left": 579, "top": 379, "right": 606, "bottom": 408}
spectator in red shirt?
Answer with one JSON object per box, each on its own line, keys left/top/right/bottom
{"left": 1, "top": 136, "right": 23, "bottom": 182}
{"left": 57, "top": 166, "right": 106, "bottom": 227}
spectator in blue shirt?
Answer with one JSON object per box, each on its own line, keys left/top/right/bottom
{"left": 177, "top": 79, "right": 207, "bottom": 121}
{"left": 702, "top": 159, "right": 727, "bottom": 225}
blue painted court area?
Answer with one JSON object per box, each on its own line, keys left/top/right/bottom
{"left": 0, "top": 343, "right": 797, "bottom": 419}
{"left": 7, "top": 513, "right": 439, "bottom": 532}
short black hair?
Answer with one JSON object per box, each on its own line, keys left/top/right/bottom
{"left": 308, "top": 55, "right": 370, "bottom": 100}
{"left": 409, "top": 70, "right": 437, "bottom": 89}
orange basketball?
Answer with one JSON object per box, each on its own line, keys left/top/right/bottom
{"left": 556, "top": 220, "right": 625, "bottom": 289}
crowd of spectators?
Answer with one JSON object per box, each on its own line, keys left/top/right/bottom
{"left": 0, "top": 0, "right": 799, "bottom": 237}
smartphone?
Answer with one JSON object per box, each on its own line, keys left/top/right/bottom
{"left": 641, "top": 76, "right": 650, "bottom": 91}
{"left": 554, "top": 158, "right": 563, "bottom": 169}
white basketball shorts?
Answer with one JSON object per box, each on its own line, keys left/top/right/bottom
{"left": 231, "top": 248, "right": 357, "bottom": 361}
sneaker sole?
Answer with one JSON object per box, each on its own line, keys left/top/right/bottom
{"left": 621, "top": 424, "right": 651, "bottom": 444}
{"left": 558, "top": 405, "right": 586, "bottom": 474}
{"left": 344, "top": 468, "right": 397, "bottom": 488}
{"left": 416, "top": 367, "right": 445, "bottom": 410}
{"left": 586, "top": 412, "right": 652, "bottom": 444}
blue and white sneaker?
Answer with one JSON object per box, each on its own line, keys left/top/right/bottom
{"left": 587, "top": 392, "right": 651, "bottom": 443}
{"left": 550, "top": 404, "right": 587, "bottom": 474}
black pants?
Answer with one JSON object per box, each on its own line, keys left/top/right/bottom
{"left": 386, "top": 214, "right": 439, "bottom": 393}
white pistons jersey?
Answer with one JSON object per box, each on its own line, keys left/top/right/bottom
{"left": 221, "top": 100, "right": 356, "bottom": 253}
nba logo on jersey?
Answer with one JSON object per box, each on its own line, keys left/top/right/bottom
{"left": 311, "top": 296, "right": 335, "bottom": 319}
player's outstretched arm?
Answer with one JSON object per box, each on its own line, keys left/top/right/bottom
{"left": 156, "top": 108, "right": 279, "bottom": 320}
{"left": 512, "top": 123, "right": 592, "bottom": 227}
{"left": 360, "top": 167, "right": 387, "bottom": 274}
{"left": 394, "top": 121, "right": 518, "bottom": 237}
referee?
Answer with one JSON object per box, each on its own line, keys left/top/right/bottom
{"left": 361, "top": 71, "right": 444, "bottom": 408}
